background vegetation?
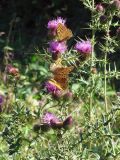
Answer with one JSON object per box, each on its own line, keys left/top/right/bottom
{"left": 0, "top": 0, "right": 120, "bottom": 159}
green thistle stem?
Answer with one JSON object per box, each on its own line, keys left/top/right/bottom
{"left": 104, "top": 20, "right": 116, "bottom": 156}
{"left": 104, "top": 52, "right": 108, "bottom": 113}
{"left": 89, "top": 0, "right": 95, "bottom": 121}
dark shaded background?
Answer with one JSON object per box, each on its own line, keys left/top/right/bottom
{"left": 0, "top": 0, "right": 93, "bottom": 51}
{"left": 0, "top": 0, "right": 119, "bottom": 90}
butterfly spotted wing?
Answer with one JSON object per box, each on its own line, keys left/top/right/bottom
{"left": 54, "top": 76, "right": 68, "bottom": 90}
{"left": 53, "top": 66, "right": 74, "bottom": 90}
{"left": 53, "top": 66, "right": 74, "bottom": 76}
{"left": 57, "top": 23, "right": 73, "bottom": 41}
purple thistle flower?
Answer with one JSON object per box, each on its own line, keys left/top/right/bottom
{"left": 44, "top": 81, "right": 60, "bottom": 94}
{"left": 0, "top": 95, "right": 4, "bottom": 112}
{"left": 0, "top": 95, "right": 4, "bottom": 106}
{"left": 48, "top": 41, "right": 67, "bottom": 55}
{"left": 56, "top": 17, "right": 66, "bottom": 25}
{"left": 43, "top": 112, "right": 60, "bottom": 126}
{"left": 47, "top": 20, "right": 57, "bottom": 30}
{"left": 47, "top": 17, "right": 66, "bottom": 30}
{"left": 47, "top": 17, "right": 66, "bottom": 36}
{"left": 75, "top": 40, "right": 92, "bottom": 55}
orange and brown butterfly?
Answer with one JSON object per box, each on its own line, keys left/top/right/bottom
{"left": 52, "top": 66, "right": 74, "bottom": 90}
{"left": 56, "top": 23, "right": 73, "bottom": 41}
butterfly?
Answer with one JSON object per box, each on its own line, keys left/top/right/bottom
{"left": 56, "top": 23, "right": 73, "bottom": 41}
{"left": 52, "top": 66, "right": 74, "bottom": 90}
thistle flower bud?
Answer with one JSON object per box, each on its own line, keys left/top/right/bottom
{"left": 112, "top": 0, "right": 120, "bottom": 10}
{"left": 91, "top": 67, "right": 97, "bottom": 74}
{"left": 53, "top": 90, "right": 63, "bottom": 98}
{"left": 117, "top": 92, "right": 120, "bottom": 96}
{"left": 7, "top": 65, "right": 19, "bottom": 77}
{"left": 64, "top": 91, "right": 73, "bottom": 100}
{"left": 63, "top": 116, "right": 73, "bottom": 129}
{"left": 100, "top": 15, "right": 107, "bottom": 24}
{"left": 116, "top": 27, "right": 120, "bottom": 37}
{"left": 96, "top": 3, "right": 104, "bottom": 13}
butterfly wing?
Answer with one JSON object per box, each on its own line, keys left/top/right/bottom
{"left": 53, "top": 66, "right": 74, "bottom": 90}
{"left": 54, "top": 75, "right": 68, "bottom": 90}
{"left": 53, "top": 66, "right": 74, "bottom": 76}
{"left": 57, "top": 23, "right": 73, "bottom": 41}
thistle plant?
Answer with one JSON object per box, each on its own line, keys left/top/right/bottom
{"left": 0, "top": 0, "right": 120, "bottom": 159}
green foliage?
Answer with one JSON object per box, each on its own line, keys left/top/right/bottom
{"left": 0, "top": 0, "right": 120, "bottom": 159}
